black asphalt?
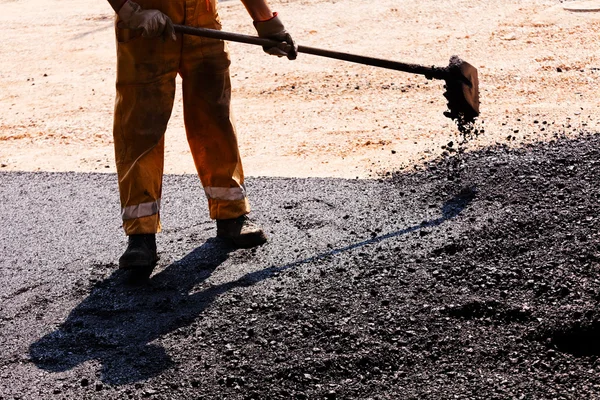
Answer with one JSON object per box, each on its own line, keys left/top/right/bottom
{"left": 2, "top": 134, "right": 600, "bottom": 399}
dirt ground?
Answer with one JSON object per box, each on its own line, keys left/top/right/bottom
{"left": 1, "top": 0, "right": 600, "bottom": 178}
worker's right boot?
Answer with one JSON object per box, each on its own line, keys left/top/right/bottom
{"left": 118, "top": 234, "right": 158, "bottom": 279}
{"left": 216, "top": 215, "right": 267, "bottom": 248}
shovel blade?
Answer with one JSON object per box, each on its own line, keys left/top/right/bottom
{"left": 444, "top": 56, "right": 480, "bottom": 123}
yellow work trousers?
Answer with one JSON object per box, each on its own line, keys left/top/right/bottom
{"left": 113, "top": 0, "right": 250, "bottom": 235}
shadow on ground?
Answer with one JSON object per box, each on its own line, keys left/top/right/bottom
{"left": 28, "top": 190, "right": 474, "bottom": 385}
{"left": 29, "top": 239, "right": 233, "bottom": 384}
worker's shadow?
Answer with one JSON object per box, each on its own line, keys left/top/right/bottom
{"left": 29, "top": 238, "right": 239, "bottom": 385}
{"left": 29, "top": 187, "right": 475, "bottom": 385}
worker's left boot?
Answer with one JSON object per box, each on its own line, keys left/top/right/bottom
{"left": 216, "top": 215, "right": 267, "bottom": 248}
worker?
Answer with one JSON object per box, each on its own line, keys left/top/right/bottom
{"left": 105, "top": 0, "right": 297, "bottom": 276}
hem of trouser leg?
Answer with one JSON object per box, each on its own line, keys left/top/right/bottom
{"left": 209, "top": 198, "right": 251, "bottom": 220}
{"left": 123, "top": 214, "right": 162, "bottom": 235}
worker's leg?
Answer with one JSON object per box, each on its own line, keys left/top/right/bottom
{"left": 179, "top": 0, "right": 250, "bottom": 220}
{"left": 113, "top": 1, "right": 187, "bottom": 272}
{"left": 113, "top": 1, "right": 183, "bottom": 235}
{"left": 178, "top": 0, "right": 265, "bottom": 247}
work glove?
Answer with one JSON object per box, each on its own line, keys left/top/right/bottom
{"left": 117, "top": 0, "right": 176, "bottom": 41}
{"left": 253, "top": 13, "right": 297, "bottom": 60}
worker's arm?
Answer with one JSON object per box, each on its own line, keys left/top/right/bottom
{"left": 241, "top": 0, "right": 297, "bottom": 60}
{"left": 239, "top": 0, "right": 273, "bottom": 21}
{"left": 107, "top": 0, "right": 176, "bottom": 41}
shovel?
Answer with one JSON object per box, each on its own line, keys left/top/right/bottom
{"left": 173, "top": 25, "right": 480, "bottom": 123}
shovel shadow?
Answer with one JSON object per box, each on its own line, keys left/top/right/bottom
{"left": 29, "top": 187, "right": 475, "bottom": 385}
{"left": 248, "top": 185, "right": 478, "bottom": 281}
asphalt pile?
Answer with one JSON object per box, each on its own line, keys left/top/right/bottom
{"left": 3, "top": 132, "right": 600, "bottom": 399}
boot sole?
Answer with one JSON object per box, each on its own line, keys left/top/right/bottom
{"left": 118, "top": 254, "right": 159, "bottom": 270}
{"left": 125, "top": 264, "right": 157, "bottom": 284}
{"left": 217, "top": 233, "right": 267, "bottom": 248}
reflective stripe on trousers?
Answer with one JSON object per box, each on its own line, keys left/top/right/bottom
{"left": 121, "top": 200, "right": 161, "bottom": 220}
{"left": 204, "top": 185, "right": 246, "bottom": 201}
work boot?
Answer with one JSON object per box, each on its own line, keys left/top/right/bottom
{"left": 216, "top": 215, "right": 267, "bottom": 248}
{"left": 118, "top": 234, "right": 158, "bottom": 273}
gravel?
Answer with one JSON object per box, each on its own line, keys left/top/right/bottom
{"left": 2, "top": 132, "right": 600, "bottom": 399}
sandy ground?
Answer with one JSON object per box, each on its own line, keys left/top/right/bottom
{"left": 1, "top": 0, "right": 600, "bottom": 178}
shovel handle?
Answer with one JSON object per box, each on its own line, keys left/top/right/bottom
{"left": 173, "top": 25, "right": 448, "bottom": 80}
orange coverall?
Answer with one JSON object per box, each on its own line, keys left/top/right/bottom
{"left": 114, "top": 0, "right": 250, "bottom": 235}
